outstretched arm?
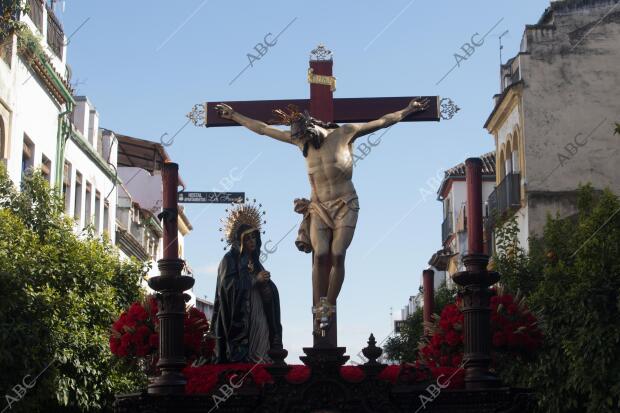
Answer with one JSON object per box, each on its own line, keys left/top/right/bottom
{"left": 215, "top": 103, "right": 293, "bottom": 144}
{"left": 346, "top": 98, "right": 430, "bottom": 144}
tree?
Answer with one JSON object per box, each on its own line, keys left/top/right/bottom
{"left": 0, "top": 165, "right": 148, "bottom": 412}
{"left": 0, "top": 0, "right": 27, "bottom": 40}
{"left": 494, "top": 186, "right": 620, "bottom": 413}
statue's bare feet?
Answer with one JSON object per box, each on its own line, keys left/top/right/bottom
{"left": 312, "top": 297, "right": 335, "bottom": 337}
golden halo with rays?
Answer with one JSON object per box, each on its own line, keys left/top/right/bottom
{"left": 219, "top": 198, "right": 267, "bottom": 248}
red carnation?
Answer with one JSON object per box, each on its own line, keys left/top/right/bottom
{"left": 440, "top": 355, "right": 450, "bottom": 366}
{"left": 445, "top": 330, "right": 461, "bottom": 347}
{"left": 507, "top": 303, "right": 518, "bottom": 315}
{"left": 128, "top": 303, "right": 148, "bottom": 321}
{"left": 451, "top": 354, "right": 463, "bottom": 367}
{"left": 149, "top": 333, "right": 159, "bottom": 348}
{"left": 109, "top": 336, "right": 120, "bottom": 354}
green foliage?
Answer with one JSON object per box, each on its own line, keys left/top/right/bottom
{"left": 384, "top": 307, "right": 423, "bottom": 363}
{"left": 493, "top": 213, "right": 545, "bottom": 295}
{"left": 0, "top": 164, "right": 147, "bottom": 412}
{"left": 16, "top": 26, "right": 48, "bottom": 66}
{"left": 384, "top": 281, "right": 457, "bottom": 362}
{"left": 0, "top": 0, "right": 27, "bottom": 41}
{"left": 494, "top": 186, "right": 620, "bottom": 413}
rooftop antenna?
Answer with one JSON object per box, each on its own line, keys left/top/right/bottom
{"left": 499, "top": 30, "right": 510, "bottom": 66}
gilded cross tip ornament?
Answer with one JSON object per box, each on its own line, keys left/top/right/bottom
{"left": 309, "top": 44, "right": 333, "bottom": 61}
{"left": 187, "top": 103, "right": 207, "bottom": 127}
{"left": 440, "top": 98, "right": 460, "bottom": 120}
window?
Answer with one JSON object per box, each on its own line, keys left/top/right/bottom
{"left": 74, "top": 171, "right": 82, "bottom": 224}
{"left": 95, "top": 190, "right": 101, "bottom": 233}
{"left": 22, "top": 135, "right": 34, "bottom": 176}
{"left": 103, "top": 201, "right": 110, "bottom": 235}
{"left": 62, "top": 161, "right": 71, "bottom": 213}
{"left": 511, "top": 136, "right": 520, "bottom": 173}
{"left": 505, "top": 141, "right": 513, "bottom": 175}
{"left": 41, "top": 154, "right": 51, "bottom": 183}
{"left": 498, "top": 150, "right": 506, "bottom": 180}
{"left": 85, "top": 182, "right": 92, "bottom": 226}
{"left": 444, "top": 197, "right": 452, "bottom": 219}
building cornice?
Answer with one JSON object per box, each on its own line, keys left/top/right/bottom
{"left": 116, "top": 226, "right": 150, "bottom": 262}
{"left": 68, "top": 127, "right": 119, "bottom": 183}
{"left": 146, "top": 216, "right": 163, "bottom": 238}
{"left": 437, "top": 174, "right": 496, "bottom": 200}
{"left": 483, "top": 81, "right": 524, "bottom": 133}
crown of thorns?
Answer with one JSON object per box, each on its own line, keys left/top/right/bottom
{"left": 270, "top": 105, "right": 305, "bottom": 126}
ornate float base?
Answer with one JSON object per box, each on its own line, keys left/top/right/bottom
{"left": 115, "top": 388, "right": 532, "bottom": 413}
{"left": 114, "top": 341, "right": 533, "bottom": 413}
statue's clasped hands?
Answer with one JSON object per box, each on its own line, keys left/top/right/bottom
{"left": 257, "top": 270, "right": 271, "bottom": 283}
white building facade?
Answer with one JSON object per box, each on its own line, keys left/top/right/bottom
{"left": 432, "top": 152, "right": 496, "bottom": 278}
{"left": 0, "top": 1, "right": 118, "bottom": 239}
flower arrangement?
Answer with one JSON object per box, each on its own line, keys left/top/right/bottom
{"left": 110, "top": 295, "right": 215, "bottom": 373}
{"left": 109, "top": 296, "right": 159, "bottom": 359}
{"left": 418, "top": 291, "right": 543, "bottom": 369}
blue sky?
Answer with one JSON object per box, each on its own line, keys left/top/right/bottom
{"left": 60, "top": 0, "right": 545, "bottom": 361}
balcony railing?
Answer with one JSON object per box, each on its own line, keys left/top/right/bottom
{"left": 46, "top": 4, "right": 63, "bottom": 59}
{"left": 27, "top": 0, "right": 44, "bottom": 32}
{"left": 488, "top": 172, "right": 521, "bottom": 227}
{"left": 483, "top": 216, "right": 494, "bottom": 255}
{"left": 442, "top": 214, "right": 454, "bottom": 243}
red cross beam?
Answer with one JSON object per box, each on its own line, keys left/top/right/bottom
{"left": 188, "top": 45, "right": 458, "bottom": 128}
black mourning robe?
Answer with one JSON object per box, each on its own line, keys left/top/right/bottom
{"left": 212, "top": 247, "right": 282, "bottom": 363}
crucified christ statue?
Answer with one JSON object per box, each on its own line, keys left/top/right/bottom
{"left": 215, "top": 98, "right": 429, "bottom": 331}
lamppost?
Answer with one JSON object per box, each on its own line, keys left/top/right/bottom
{"left": 147, "top": 162, "right": 194, "bottom": 395}
{"left": 452, "top": 158, "right": 500, "bottom": 389}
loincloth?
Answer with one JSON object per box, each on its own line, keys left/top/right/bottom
{"left": 293, "top": 194, "right": 360, "bottom": 253}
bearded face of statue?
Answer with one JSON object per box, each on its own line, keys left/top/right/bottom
{"left": 291, "top": 116, "right": 331, "bottom": 157}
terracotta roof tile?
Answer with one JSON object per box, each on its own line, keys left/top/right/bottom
{"left": 444, "top": 151, "right": 496, "bottom": 177}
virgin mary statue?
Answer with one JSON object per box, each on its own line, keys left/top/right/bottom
{"left": 210, "top": 201, "right": 283, "bottom": 363}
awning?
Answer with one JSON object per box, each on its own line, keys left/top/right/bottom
{"left": 115, "top": 133, "right": 185, "bottom": 187}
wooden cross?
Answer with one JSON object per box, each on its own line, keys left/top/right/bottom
{"left": 188, "top": 44, "right": 458, "bottom": 348}
{"left": 188, "top": 44, "right": 458, "bottom": 128}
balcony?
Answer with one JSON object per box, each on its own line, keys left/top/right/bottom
{"left": 441, "top": 214, "right": 454, "bottom": 243}
{"left": 27, "top": 0, "right": 44, "bottom": 32}
{"left": 46, "top": 4, "right": 63, "bottom": 59}
{"left": 488, "top": 172, "right": 521, "bottom": 226}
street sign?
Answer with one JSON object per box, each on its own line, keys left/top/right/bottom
{"left": 177, "top": 192, "right": 245, "bottom": 204}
